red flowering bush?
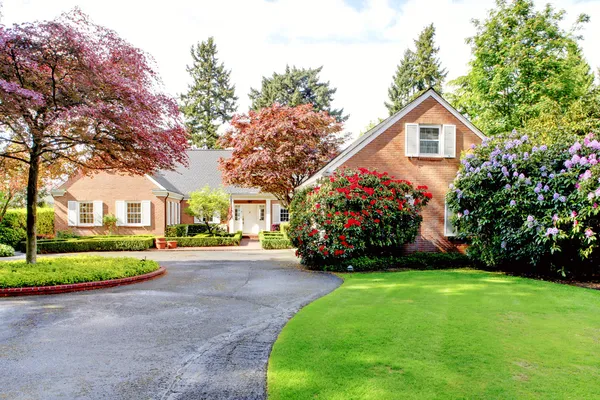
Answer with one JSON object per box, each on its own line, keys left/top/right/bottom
{"left": 289, "top": 168, "right": 432, "bottom": 266}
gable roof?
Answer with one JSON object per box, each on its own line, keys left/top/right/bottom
{"left": 151, "top": 150, "right": 260, "bottom": 196}
{"left": 300, "top": 88, "right": 486, "bottom": 188}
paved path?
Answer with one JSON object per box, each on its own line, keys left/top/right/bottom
{"left": 0, "top": 249, "right": 341, "bottom": 399}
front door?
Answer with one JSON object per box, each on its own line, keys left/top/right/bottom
{"left": 242, "top": 204, "right": 259, "bottom": 234}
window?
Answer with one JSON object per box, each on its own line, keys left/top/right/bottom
{"left": 419, "top": 126, "right": 440, "bottom": 155}
{"left": 234, "top": 205, "right": 242, "bottom": 221}
{"left": 280, "top": 208, "right": 290, "bottom": 222}
{"left": 78, "top": 202, "right": 94, "bottom": 225}
{"left": 127, "top": 202, "right": 142, "bottom": 225}
{"left": 259, "top": 205, "right": 265, "bottom": 221}
{"left": 445, "top": 201, "right": 457, "bottom": 237}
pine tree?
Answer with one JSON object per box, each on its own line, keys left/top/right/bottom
{"left": 386, "top": 24, "right": 447, "bottom": 115}
{"left": 180, "top": 37, "right": 238, "bottom": 148}
{"left": 413, "top": 23, "right": 447, "bottom": 92}
{"left": 249, "top": 65, "right": 348, "bottom": 122}
{"left": 385, "top": 49, "right": 417, "bottom": 115}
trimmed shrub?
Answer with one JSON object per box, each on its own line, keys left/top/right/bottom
{"left": 280, "top": 222, "right": 290, "bottom": 236}
{"left": 0, "top": 207, "right": 54, "bottom": 247}
{"left": 447, "top": 132, "right": 600, "bottom": 277}
{"left": 289, "top": 168, "right": 432, "bottom": 266}
{"left": 315, "top": 252, "right": 475, "bottom": 272}
{"left": 259, "top": 230, "right": 293, "bottom": 249}
{"left": 0, "top": 243, "right": 15, "bottom": 257}
{"left": 166, "top": 231, "right": 242, "bottom": 247}
{"left": 165, "top": 223, "right": 226, "bottom": 237}
{"left": 21, "top": 236, "right": 155, "bottom": 254}
{"left": 56, "top": 230, "right": 81, "bottom": 239}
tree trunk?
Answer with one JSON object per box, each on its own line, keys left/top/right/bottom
{"left": 205, "top": 220, "right": 212, "bottom": 235}
{"left": 25, "top": 152, "right": 40, "bottom": 264}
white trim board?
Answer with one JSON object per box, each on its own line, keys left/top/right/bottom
{"left": 299, "top": 88, "right": 486, "bottom": 188}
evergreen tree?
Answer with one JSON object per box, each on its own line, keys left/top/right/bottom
{"left": 413, "top": 23, "right": 447, "bottom": 92}
{"left": 385, "top": 49, "right": 417, "bottom": 115}
{"left": 385, "top": 24, "right": 446, "bottom": 115}
{"left": 249, "top": 65, "right": 348, "bottom": 122}
{"left": 450, "top": 0, "right": 594, "bottom": 136}
{"left": 180, "top": 37, "right": 238, "bottom": 148}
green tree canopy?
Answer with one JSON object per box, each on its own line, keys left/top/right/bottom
{"left": 450, "top": 0, "right": 595, "bottom": 137}
{"left": 249, "top": 65, "right": 348, "bottom": 122}
{"left": 185, "top": 185, "right": 230, "bottom": 234}
{"left": 180, "top": 37, "right": 238, "bottom": 148}
{"left": 386, "top": 24, "right": 447, "bottom": 115}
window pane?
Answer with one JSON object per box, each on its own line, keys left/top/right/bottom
{"left": 127, "top": 202, "right": 142, "bottom": 224}
{"left": 420, "top": 140, "right": 439, "bottom": 154}
{"left": 280, "top": 208, "right": 289, "bottom": 222}
{"left": 419, "top": 127, "right": 439, "bottom": 140}
{"left": 79, "top": 202, "right": 94, "bottom": 224}
{"left": 259, "top": 205, "right": 265, "bottom": 221}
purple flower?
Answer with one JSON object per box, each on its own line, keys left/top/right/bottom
{"left": 519, "top": 173, "right": 525, "bottom": 180}
{"left": 534, "top": 186, "right": 541, "bottom": 194}
{"left": 565, "top": 160, "right": 573, "bottom": 169}
{"left": 527, "top": 215, "right": 534, "bottom": 222}
{"left": 545, "top": 227, "right": 559, "bottom": 236}
{"left": 540, "top": 145, "right": 548, "bottom": 151}
{"left": 510, "top": 200, "right": 516, "bottom": 206}
{"left": 537, "top": 194, "right": 544, "bottom": 201}
{"left": 580, "top": 170, "right": 592, "bottom": 181}
{"left": 588, "top": 192, "right": 595, "bottom": 200}
{"left": 543, "top": 185, "right": 550, "bottom": 192}
{"left": 585, "top": 228, "right": 594, "bottom": 238}
{"left": 525, "top": 178, "right": 532, "bottom": 185}
{"left": 513, "top": 171, "right": 519, "bottom": 177}
{"left": 505, "top": 184, "right": 511, "bottom": 190}
{"left": 559, "top": 196, "right": 566, "bottom": 202}
{"left": 553, "top": 193, "right": 560, "bottom": 200}
{"left": 553, "top": 214, "right": 559, "bottom": 222}
{"left": 470, "top": 143, "right": 476, "bottom": 149}
{"left": 569, "top": 142, "right": 582, "bottom": 154}
{"left": 501, "top": 241, "right": 507, "bottom": 249}
{"left": 463, "top": 210, "right": 470, "bottom": 216}
{"left": 549, "top": 173, "right": 555, "bottom": 179}
{"left": 487, "top": 172, "right": 493, "bottom": 179}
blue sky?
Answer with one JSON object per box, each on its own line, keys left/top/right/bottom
{"left": 3, "top": 0, "right": 599, "bottom": 138}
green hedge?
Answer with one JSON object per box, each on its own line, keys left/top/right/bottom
{"left": 0, "top": 243, "right": 15, "bottom": 257}
{"left": 316, "top": 252, "right": 476, "bottom": 272}
{"left": 259, "top": 231, "right": 294, "bottom": 249}
{"left": 166, "top": 231, "right": 242, "bottom": 247}
{"left": 0, "top": 207, "right": 54, "bottom": 247}
{"left": 19, "top": 236, "right": 155, "bottom": 254}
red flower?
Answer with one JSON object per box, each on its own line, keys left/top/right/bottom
{"left": 315, "top": 203, "right": 321, "bottom": 208}
{"left": 417, "top": 185, "right": 428, "bottom": 190}
{"left": 374, "top": 219, "right": 380, "bottom": 223}
{"left": 370, "top": 200, "right": 377, "bottom": 205}
{"left": 339, "top": 235, "right": 346, "bottom": 240}
{"left": 423, "top": 192, "right": 433, "bottom": 199}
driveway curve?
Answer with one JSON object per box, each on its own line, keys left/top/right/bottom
{"left": 0, "top": 249, "right": 341, "bottom": 400}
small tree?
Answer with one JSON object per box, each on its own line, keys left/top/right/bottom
{"left": 0, "top": 10, "right": 188, "bottom": 263}
{"left": 218, "top": 104, "right": 345, "bottom": 207}
{"left": 103, "top": 214, "right": 118, "bottom": 235}
{"left": 289, "top": 168, "right": 432, "bottom": 266}
{"left": 185, "top": 186, "right": 229, "bottom": 234}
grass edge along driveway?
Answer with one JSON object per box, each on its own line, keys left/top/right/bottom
{"left": 268, "top": 269, "right": 600, "bottom": 400}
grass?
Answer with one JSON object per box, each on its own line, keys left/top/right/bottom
{"left": 0, "top": 256, "right": 160, "bottom": 288}
{"left": 268, "top": 270, "right": 600, "bottom": 399}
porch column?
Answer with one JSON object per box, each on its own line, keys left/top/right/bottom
{"left": 229, "top": 197, "right": 235, "bottom": 233}
{"left": 265, "top": 199, "right": 271, "bottom": 231}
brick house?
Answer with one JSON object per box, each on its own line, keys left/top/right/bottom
{"left": 300, "top": 88, "right": 485, "bottom": 252}
{"left": 51, "top": 150, "right": 286, "bottom": 237}
{"left": 52, "top": 89, "right": 484, "bottom": 250}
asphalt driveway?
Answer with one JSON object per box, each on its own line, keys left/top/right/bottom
{"left": 0, "top": 249, "right": 341, "bottom": 400}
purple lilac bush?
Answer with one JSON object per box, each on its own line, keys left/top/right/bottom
{"left": 447, "top": 132, "right": 600, "bottom": 277}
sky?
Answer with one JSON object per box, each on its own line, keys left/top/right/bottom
{"left": 2, "top": 0, "right": 600, "bottom": 138}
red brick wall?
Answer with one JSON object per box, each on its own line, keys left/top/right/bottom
{"left": 54, "top": 172, "right": 167, "bottom": 236}
{"left": 340, "top": 97, "right": 482, "bottom": 252}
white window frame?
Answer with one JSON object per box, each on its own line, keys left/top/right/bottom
{"left": 259, "top": 205, "right": 265, "bottom": 221}
{"left": 418, "top": 124, "right": 442, "bottom": 157}
{"left": 444, "top": 200, "right": 457, "bottom": 237}
{"left": 280, "top": 207, "right": 290, "bottom": 222}
{"left": 126, "top": 201, "right": 143, "bottom": 226}
{"left": 77, "top": 201, "right": 95, "bottom": 227}
{"left": 234, "top": 205, "right": 242, "bottom": 221}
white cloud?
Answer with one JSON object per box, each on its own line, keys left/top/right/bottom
{"left": 3, "top": 0, "right": 599, "bottom": 139}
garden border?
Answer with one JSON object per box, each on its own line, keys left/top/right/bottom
{"left": 0, "top": 266, "right": 166, "bottom": 297}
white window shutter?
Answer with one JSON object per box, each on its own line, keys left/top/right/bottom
{"left": 93, "top": 200, "right": 103, "bottom": 227}
{"left": 405, "top": 123, "right": 419, "bottom": 157}
{"left": 272, "top": 204, "right": 281, "bottom": 224}
{"left": 68, "top": 201, "right": 78, "bottom": 226}
{"left": 445, "top": 201, "right": 457, "bottom": 237}
{"left": 213, "top": 210, "right": 220, "bottom": 224}
{"left": 443, "top": 124, "right": 456, "bottom": 158}
{"left": 141, "top": 200, "right": 151, "bottom": 226}
{"left": 167, "top": 203, "right": 171, "bottom": 226}
{"left": 116, "top": 201, "right": 126, "bottom": 226}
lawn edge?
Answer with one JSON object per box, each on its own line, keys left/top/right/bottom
{"left": 0, "top": 266, "right": 166, "bottom": 297}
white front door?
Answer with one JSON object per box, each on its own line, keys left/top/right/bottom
{"left": 242, "top": 204, "right": 260, "bottom": 234}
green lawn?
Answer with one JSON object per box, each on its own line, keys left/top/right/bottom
{"left": 0, "top": 256, "right": 160, "bottom": 288}
{"left": 268, "top": 270, "right": 600, "bottom": 399}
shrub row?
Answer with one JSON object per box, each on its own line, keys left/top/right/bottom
{"left": 0, "top": 207, "right": 54, "bottom": 247}
{"left": 165, "top": 223, "right": 226, "bottom": 237}
{"left": 166, "top": 231, "right": 242, "bottom": 247}
{"left": 313, "top": 252, "right": 476, "bottom": 272}
{"left": 258, "top": 231, "right": 294, "bottom": 249}
{"left": 0, "top": 243, "right": 15, "bottom": 257}
{"left": 20, "top": 236, "right": 155, "bottom": 254}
